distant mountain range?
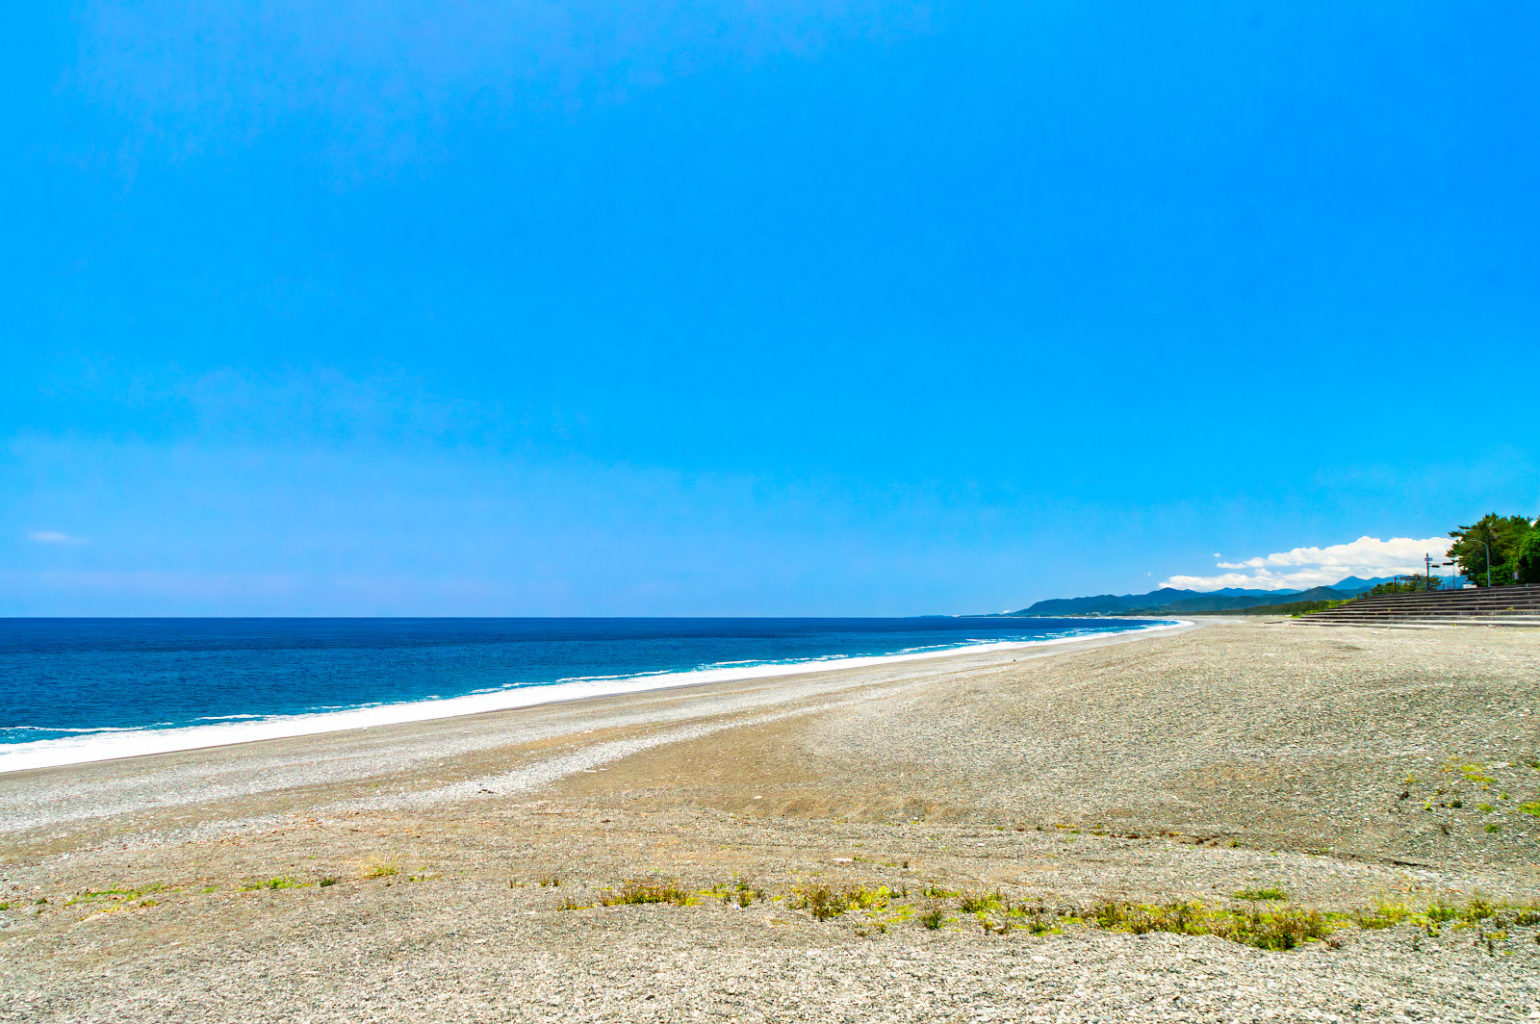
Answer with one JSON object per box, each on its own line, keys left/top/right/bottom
{"left": 1005, "top": 576, "right": 1400, "bottom": 616}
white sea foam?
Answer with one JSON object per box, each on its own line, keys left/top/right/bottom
{"left": 0, "top": 620, "right": 1186, "bottom": 774}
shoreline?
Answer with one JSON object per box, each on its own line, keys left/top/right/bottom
{"left": 0, "top": 618, "right": 1187, "bottom": 775}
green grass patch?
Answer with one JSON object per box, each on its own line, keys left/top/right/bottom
{"left": 241, "top": 876, "right": 302, "bottom": 892}
{"left": 1459, "top": 765, "right": 1494, "bottom": 784}
{"left": 1232, "top": 887, "right": 1289, "bottom": 902}
{"left": 64, "top": 884, "right": 167, "bottom": 907}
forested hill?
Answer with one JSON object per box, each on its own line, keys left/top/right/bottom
{"left": 1009, "top": 578, "right": 1394, "bottom": 616}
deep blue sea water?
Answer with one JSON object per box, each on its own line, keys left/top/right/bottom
{"left": 0, "top": 617, "right": 1166, "bottom": 762}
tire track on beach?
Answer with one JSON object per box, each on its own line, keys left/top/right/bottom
{"left": 335, "top": 686, "right": 913, "bottom": 812}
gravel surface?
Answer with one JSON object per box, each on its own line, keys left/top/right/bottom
{"left": 2, "top": 619, "right": 1538, "bottom": 1022}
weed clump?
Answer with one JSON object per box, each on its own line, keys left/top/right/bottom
{"left": 547, "top": 873, "right": 1539, "bottom": 955}
{"left": 361, "top": 858, "right": 400, "bottom": 880}
{"left": 1012, "top": 904, "right": 1057, "bottom": 935}
{"left": 1462, "top": 898, "right": 1499, "bottom": 925}
{"left": 601, "top": 879, "right": 694, "bottom": 907}
{"left": 789, "top": 884, "right": 850, "bottom": 921}
{"left": 958, "top": 890, "right": 1005, "bottom": 914}
{"left": 787, "top": 883, "right": 893, "bottom": 921}
{"left": 1426, "top": 903, "right": 1461, "bottom": 925}
{"left": 1223, "top": 908, "right": 1330, "bottom": 951}
{"left": 241, "top": 877, "right": 301, "bottom": 892}
{"left": 1367, "top": 897, "right": 1509, "bottom": 933}
{"left": 1356, "top": 902, "right": 1414, "bottom": 930}
{"left": 1232, "top": 888, "right": 1288, "bottom": 902}
{"left": 1091, "top": 901, "right": 1330, "bottom": 951}
{"left": 729, "top": 877, "right": 764, "bottom": 908}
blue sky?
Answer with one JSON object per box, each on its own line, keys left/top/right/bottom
{"left": 3, "top": 1, "right": 1537, "bottom": 615}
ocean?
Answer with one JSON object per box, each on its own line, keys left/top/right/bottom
{"left": 0, "top": 616, "right": 1173, "bottom": 771}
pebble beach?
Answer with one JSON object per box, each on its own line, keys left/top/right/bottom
{"left": 3, "top": 618, "right": 1538, "bottom": 1022}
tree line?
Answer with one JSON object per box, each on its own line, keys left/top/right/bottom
{"left": 1447, "top": 513, "right": 1540, "bottom": 586}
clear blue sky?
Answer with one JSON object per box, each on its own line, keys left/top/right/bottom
{"left": 3, "top": 2, "right": 1537, "bottom": 615}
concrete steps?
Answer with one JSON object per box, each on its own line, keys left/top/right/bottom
{"left": 1291, "top": 584, "right": 1540, "bottom": 628}
{"left": 1299, "top": 615, "right": 1540, "bottom": 622}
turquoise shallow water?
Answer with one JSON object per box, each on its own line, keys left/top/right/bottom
{"left": 0, "top": 617, "right": 1165, "bottom": 749}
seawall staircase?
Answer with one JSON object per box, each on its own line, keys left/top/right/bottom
{"left": 1294, "top": 585, "right": 1540, "bottom": 628}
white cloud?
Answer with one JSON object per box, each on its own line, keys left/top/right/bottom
{"left": 28, "top": 531, "right": 83, "bottom": 545}
{"left": 1161, "top": 535, "right": 1450, "bottom": 592}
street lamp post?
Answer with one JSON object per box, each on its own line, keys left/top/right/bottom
{"left": 1482, "top": 540, "right": 1492, "bottom": 588}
